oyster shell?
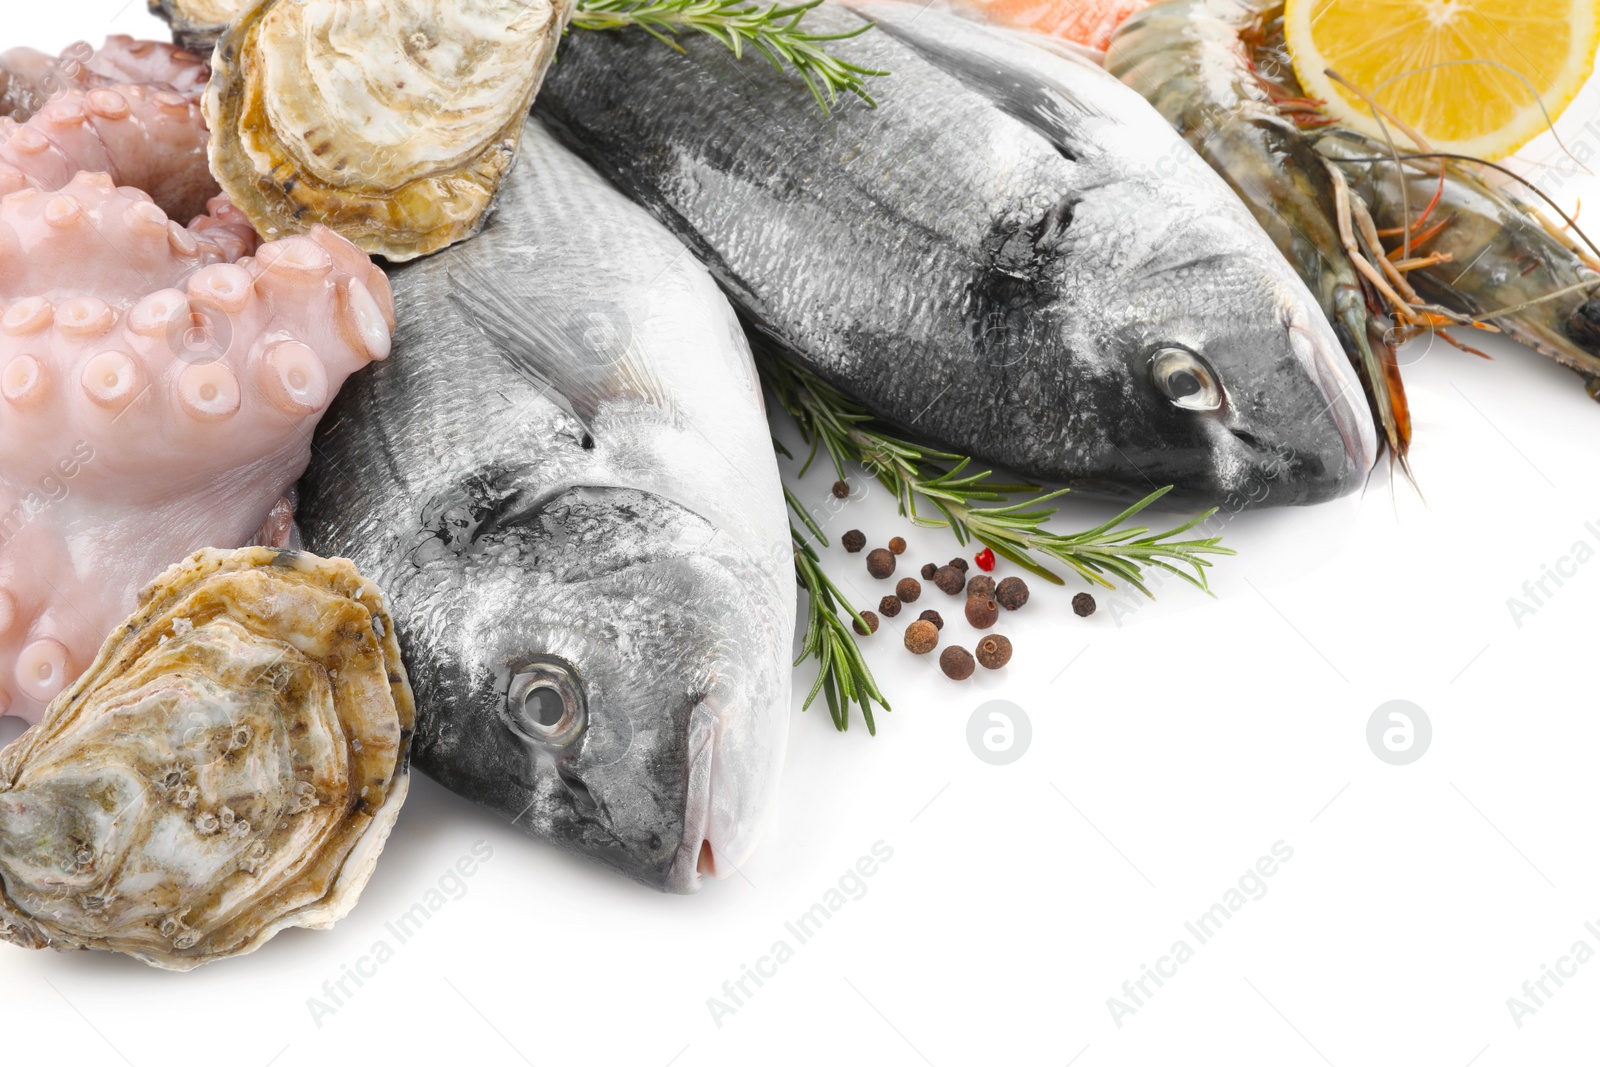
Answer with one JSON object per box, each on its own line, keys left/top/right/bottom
{"left": 0, "top": 547, "right": 414, "bottom": 970}
{"left": 205, "top": 0, "right": 574, "bottom": 261}
{"left": 149, "top": 0, "right": 254, "bottom": 56}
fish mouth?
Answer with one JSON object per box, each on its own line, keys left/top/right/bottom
{"left": 666, "top": 667, "right": 782, "bottom": 894}
{"left": 667, "top": 698, "right": 721, "bottom": 894}
{"left": 1288, "top": 308, "right": 1378, "bottom": 483}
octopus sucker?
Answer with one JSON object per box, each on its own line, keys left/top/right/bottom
{"left": 205, "top": 0, "right": 574, "bottom": 260}
{"left": 0, "top": 546, "right": 414, "bottom": 969}
{"left": 0, "top": 171, "right": 393, "bottom": 724}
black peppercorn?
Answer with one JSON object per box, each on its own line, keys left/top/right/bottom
{"left": 949, "top": 557, "right": 969, "bottom": 573}
{"left": 904, "top": 620, "right": 939, "bottom": 655}
{"left": 866, "top": 548, "right": 895, "bottom": 579}
{"left": 920, "top": 562, "right": 938, "bottom": 581}
{"left": 975, "top": 635, "right": 1012, "bottom": 670}
{"left": 940, "top": 645, "right": 975, "bottom": 680}
{"left": 918, "top": 609, "right": 944, "bottom": 630}
{"left": 1072, "top": 592, "right": 1097, "bottom": 617}
{"left": 841, "top": 529, "right": 866, "bottom": 553}
{"left": 831, "top": 480, "right": 849, "bottom": 499}
{"left": 933, "top": 566, "right": 964, "bottom": 595}
{"left": 996, "top": 576, "right": 1029, "bottom": 611}
{"left": 878, "top": 595, "right": 902, "bottom": 618}
{"left": 966, "top": 575, "right": 995, "bottom": 600}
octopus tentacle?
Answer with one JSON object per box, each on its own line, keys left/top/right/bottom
{"left": 0, "top": 181, "right": 254, "bottom": 298}
{"left": 78, "top": 36, "right": 210, "bottom": 99}
{"left": 0, "top": 35, "right": 206, "bottom": 117}
{"left": 0, "top": 173, "right": 394, "bottom": 724}
{"left": 0, "top": 37, "right": 214, "bottom": 220}
{"left": 0, "top": 84, "right": 214, "bottom": 221}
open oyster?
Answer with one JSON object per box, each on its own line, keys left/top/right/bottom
{"left": 149, "top": 0, "right": 253, "bottom": 55}
{"left": 0, "top": 547, "right": 414, "bottom": 970}
{"left": 206, "top": 0, "right": 574, "bottom": 261}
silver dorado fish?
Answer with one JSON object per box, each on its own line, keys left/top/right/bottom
{"left": 296, "top": 120, "right": 794, "bottom": 893}
{"left": 536, "top": 1, "right": 1377, "bottom": 507}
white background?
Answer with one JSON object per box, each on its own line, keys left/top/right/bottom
{"left": 7, "top": 4, "right": 1600, "bottom": 1065}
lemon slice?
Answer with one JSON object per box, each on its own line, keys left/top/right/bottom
{"left": 1285, "top": 0, "right": 1600, "bottom": 160}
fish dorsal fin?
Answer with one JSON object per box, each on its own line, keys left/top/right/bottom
{"left": 446, "top": 264, "right": 674, "bottom": 434}
{"left": 854, "top": 2, "right": 1107, "bottom": 155}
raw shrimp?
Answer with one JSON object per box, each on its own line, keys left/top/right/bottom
{"left": 1245, "top": 15, "right": 1600, "bottom": 395}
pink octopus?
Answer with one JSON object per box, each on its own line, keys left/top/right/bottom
{"left": 0, "top": 39, "right": 394, "bottom": 723}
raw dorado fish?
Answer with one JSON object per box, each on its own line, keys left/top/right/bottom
{"left": 537, "top": 1, "right": 1377, "bottom": 508}
{"left": 297, "top": 120, "right": 794, "bottom": 893}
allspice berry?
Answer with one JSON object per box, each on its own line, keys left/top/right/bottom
{"left": 866, "top": 548, "right": 895, "bottom": 579}
{"left": 949, "top": 557, "right": 969, "bottom": 573}
{"left": 904, "top": 619, "right": 939, "bottom": 655}
{"left": 933, "top": 566, "right": 964, "bottom": 595}
{"left": 965, "top": 595, "right": 999, "bottom": 629}
{"left": 920, "top": 562, "right": 938, "bottom": 581}
{"left": 976, "top": 634, "right": 1013, "bottom": 670}
{"left": 966, "top": 575, "right": 996, "bottom": 600}
{"left": 895, "top": 577, "right": 921, "bottom": 603}
{"left": 996, "top": 576, "right": 1029, "bottom": 611}
{"left": 842, "top": 529, "right": 866, "bottom": 553}
{"left": 878, "top": 595, "right": 902, "bottom": 618}
{"left": 940, "top": 645, "right": 975, "bottom": 680}
{"left": 918, "top": 609, "right": 944, "bottom": 630}
{"left": 831, "top": 480, "right": 850, "bottom": 499}
{"left": 852, "top": 610, "right": 879, "bottom": 636}
{"left": 888, "top": 536, "right": 907, "bottom": 555}
{"left": 1072, "top": 592, "right": 1097, "bottom": 617}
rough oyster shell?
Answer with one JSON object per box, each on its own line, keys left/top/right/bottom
{"left": 205, "top": 0, "right": 574, "bottom": 261}
{"left": 149, "top": 0, "right": 254, "bottom": 56}
{"left": 0, "top": 547, "right": 414, "bottom": 970}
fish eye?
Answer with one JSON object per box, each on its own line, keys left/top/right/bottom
{"left": 1150, "top": 347, "right": 1223, "bottom": 411}
{"left": 503, "top": 660, "right": 585, "bottom": 746}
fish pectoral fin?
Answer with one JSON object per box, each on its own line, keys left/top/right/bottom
{"left": 446, "top": 264, "right": 675, "bottom": 435}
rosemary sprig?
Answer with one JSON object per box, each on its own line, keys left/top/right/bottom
{"left": 789, "top": 486, "right": 888, "bottom": 734}
{"left": 571, "top": 0, "right": 887, "bottom": 113}
{"left": 764, "top": 353, "right": 1235, "bottom": 596}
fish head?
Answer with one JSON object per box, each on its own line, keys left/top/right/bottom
{"left": 1083, "top": 251, "right": 1378, "bottom": 507}
{"left": 414, "top": 480, "right": 788, "bottom": 893}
